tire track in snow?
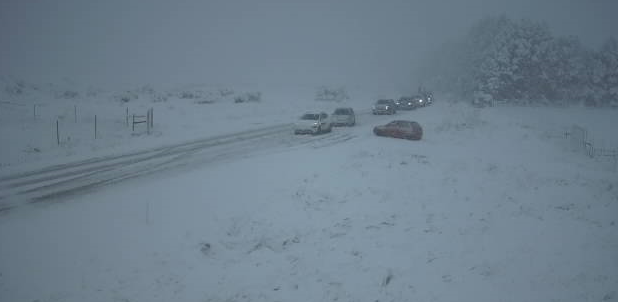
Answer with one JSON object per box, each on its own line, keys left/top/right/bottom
{"left": 0, "top": 122, "right": 363, "bottom": 213}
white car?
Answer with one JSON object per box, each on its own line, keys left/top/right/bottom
{"left": 294, "top": 112, "right": 332, "bottom": 135}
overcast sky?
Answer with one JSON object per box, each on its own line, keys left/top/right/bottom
{"left": 1, "top": 0, "right": 617, "bottom": 90}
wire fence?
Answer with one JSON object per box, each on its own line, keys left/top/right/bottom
{"left": 566, "top": 125, "right": 618, "bottom": 172}
{"left": 1, "top": 102, "right": 154, "bottom": 146}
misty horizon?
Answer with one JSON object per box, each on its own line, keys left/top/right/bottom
{"left": 1, "top": 0, "right": 617, "bottom": 90}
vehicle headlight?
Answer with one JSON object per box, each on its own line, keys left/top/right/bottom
{"left": 385, "top": 106, "right": 389, "bottom": 109}
{"left": 408, "top": 102, "right": 413, "bottom": 106}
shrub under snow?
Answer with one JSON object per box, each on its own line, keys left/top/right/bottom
{"left": 234, "top": 92, "right": 262, "bottom": 103}
{"left": 315, "top": 86, "right": 349, "bottom": 102}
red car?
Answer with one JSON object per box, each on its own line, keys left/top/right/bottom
{"left": 373, "top": 120, "right": 423, "bottom": 140}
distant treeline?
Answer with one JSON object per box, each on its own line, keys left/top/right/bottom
{"left": 422, "top": 15, "right": 618, "bottom": 107}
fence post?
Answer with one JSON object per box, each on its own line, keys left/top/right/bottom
{"left": 132, "top": 114, "right": 135, "bottom": 131}
{"left": 74, "top": 105, "right": 77, "bottom": 123}
{"left": 126, "top": 107, "right": 129, "bottom": 127}
{"left": 94, "top": 115, "right": 97, "bottom": 139}
{"left": 33, "top": 104, "right": 36, "bottom": 120}
{"left": 147, "top": 108, "right": 153, "bottom": 133}
{"left": 147, "top": 109, "right": 150, "bottom": 135}
{"left": 148, "top": 108, "right": 152, "bottom": 130}
{"left": 56, "top": 120, "right": 59, "bottom": 145}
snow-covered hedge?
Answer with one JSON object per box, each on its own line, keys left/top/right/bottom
{"left": 234, "top": 92, "right": 261, "bottom": 103}
{"left": 315, "top": 86, "right": 349, "bottom": 102}
{"left": 114, "top": 91, "right": 139, "bottom": 103}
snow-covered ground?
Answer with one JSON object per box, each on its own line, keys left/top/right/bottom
{"left": 0, "top": 82, "right": 377, "bottom": 174}
{"left": 0, "top": 83, "right": 617, "bottom": 302}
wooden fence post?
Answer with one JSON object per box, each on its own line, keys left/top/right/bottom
{"left": 74, "top": 105, "right": 77, "bottom": 123}
{"left": 56, "top": 120, "right": 59, "bottom": 145}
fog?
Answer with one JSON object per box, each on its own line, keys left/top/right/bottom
{"left": 1, "top": 0, "right": 616, "bottom": 90}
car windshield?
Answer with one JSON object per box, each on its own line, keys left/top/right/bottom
{"left": 301, "top": 113, "right": 320, "bottom": 120}
{"left": 377, "top": 100, "right": 391, "bottom": 104}
{"left": 334, "top": 108, "right": 350, "bottom": 115}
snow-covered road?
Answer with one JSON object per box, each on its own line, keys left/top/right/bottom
{"left": 0, "top": 108, "right": 395, "bottom": 213}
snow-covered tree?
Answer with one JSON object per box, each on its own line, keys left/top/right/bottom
{"left": 588, "top": 37, "right": 618, "bottom": 106}
{"left": 472, "top": 18, "right": 555, "bottom": 103}
{"left": 540, "top": 36, "right": 588, "bottom": 103}
{"left": 422, "top": 15, "right": 617, "bottom": 106}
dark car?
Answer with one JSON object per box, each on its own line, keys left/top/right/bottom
{"left": 425, "top": 92, "right": 434, "bottom": 105}
{"left": 373, "top": 120, "right": 423, "bottom": 140}
{"left": 417, "top": 86, "right": 434, "bottom": 106}
{"left": 372, "top": 99, "right": 397, "bottom": 115}
{"left": 395, "top": 96, "right": 419, "bottom": 110}
{"left": 409, "top": 95, "right": 429, "bottom": 107}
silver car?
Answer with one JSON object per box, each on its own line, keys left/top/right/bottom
{"left": 372, "top": 99, "right": 397, "bottom": 115}
{"left": 331, "top": 107, "right": 356, "bottom": 126}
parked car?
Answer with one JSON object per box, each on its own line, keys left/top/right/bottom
{"left": 294, "top": 112, "right": 332, "bottom": 134}
{"left": 373, "top": 120, "right": 423, "bottom": 140}
{"left": 395, "top": 96, "right": 419, "bottom": 110}
{"left": 372, "top": 99, "right": 397, "bottom": 115}
{"left": 331, "top": 107, "right": 356, "bottom": 126}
